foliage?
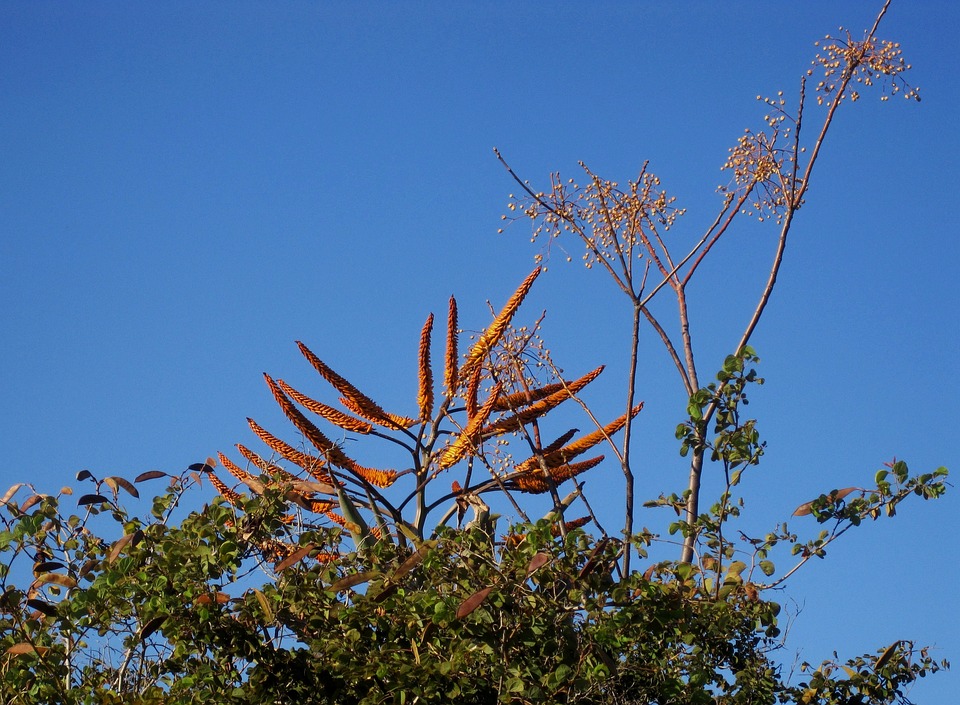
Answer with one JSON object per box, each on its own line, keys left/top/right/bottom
{"left": 0, "top": 2, "right": 950, "bottom": 703}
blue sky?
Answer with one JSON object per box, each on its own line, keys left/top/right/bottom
{"left": 2, "top": 1, "right": 958, "bottom": 700}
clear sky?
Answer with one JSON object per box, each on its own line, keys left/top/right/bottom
{"left": 2, "top": 1, "right": 958, "bottom": 700}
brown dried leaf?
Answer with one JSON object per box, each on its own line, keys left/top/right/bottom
{"left": 793, "top": 487, "right": 860, "bottom": 516}
{"left": 19, "top": 494, "right": 42, "bottom": 512}
{"left": 391, "top": 540, "right": 438, "bottom": 582}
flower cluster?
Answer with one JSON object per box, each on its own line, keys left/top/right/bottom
{"left": 810, "top": 30, "right": 920, "bottom": 105}
{"left": 501, "top": 164, "right": 684, "bottom": 272}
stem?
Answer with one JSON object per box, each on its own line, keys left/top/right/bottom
{"left": 620, "top": 302, "right": 642, "bottom": 575}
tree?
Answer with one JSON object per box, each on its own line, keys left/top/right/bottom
{"left": 0, "top": 2, "right": 948, "bottom": 703}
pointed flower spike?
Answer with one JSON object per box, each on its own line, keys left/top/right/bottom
{"left": 296, "top": 341, "right": 416, "bottom": 430}
{"left": 338, "top": 396, "right": 418, "bottom": 430}
{"left": 263, "top": 374, "right": 356, "bottom": 469}
{"left": 436, "top": 382, "right": 503, "bottom": 471}
{"left": 417, "top": 313, "right": 435, "bottom": 421}
{"left": 246, "top": 417, "right": 332, "bottom": 484}
{"left": 217, "top": 452, "right": 265, "bottom": 494}
{"left": 343, "top": 459, "right": 399, "bottom": 489}
{"left": 465, "top": 364, "right": 482, "bottom": 419}
{"left": 276, "top": 379, "right": 373, "bottom": 435}
{"left": 480, "top": 366, "right": 604, "bottom": 439}
{"left": 539, "top": 428, "right": 579, "bottom": 456}
{"left": 511, "top": 456, "right": 605, "bottom": 494}
{"left": 444, "top": 296, "right": 459, "bottom": 395}
{"left": 460, "top": 267, "right": 541, "bottom": 382}
{"left": 516, "top": 403, "right": 644, "bottom": 472}
{"left": 492, "top": 381, "right": 568, "bottom": 412}
{"left": 205, "top": 469, "right": 244, "bottom": 506}
{"left": 235, "top": 443, "right": 289, "bottom": 478}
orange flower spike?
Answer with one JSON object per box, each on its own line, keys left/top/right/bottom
{"left": 216, "top": 452, "right": 265, "bottom": 494}
{"left": 296, "top": 341, "right": 416, "bottom": 430}
{"left": 276, "top": 380, "right": 373, "bottom": 435}
{"left": 516, "top": 403, "right": 644, "bottom": 473}
{"left": 304, "top": 499, "right": 336, "bottom": 514}
{"left": 492, "top": 381, "right": 567, "bottom": 412}
{"left": 460, "top": 267, "right": 541, "bottom": 382}
{"left": 235, "top": 443, "right": 288, "bottom": 478}
{"left": 344, "top": 460, "right": 398, "bottom": 489}
{"left": 417, "top": 313, "right": 435, "bottom": 421}
{"left": 338, "top": 396, "right": 418, "bottom": 430}
{"left": 465, "top": 364, "right": 482, "bottom": 419}
{"left": 205, "top": 469, "right": 244, "bottom": 506}
{"left": 263, "top": 374, "right": 356, "bottom": 469}
{"left": 511, "top": 456, "right": 605, "bottom": 494}
{"left": 444, "top": 296, "right": 459, "bottom": 395}
{"left": 481, "top": 366, "right": 604, "bottom": 438}
{"left": 436, "top": 382, "right": 503, "bottom": 471}
{"left": 540, "top": 429, "right": 579, "bottom": 456}
{"left": 246, "top": 418, "right": 333, "bottom": 484}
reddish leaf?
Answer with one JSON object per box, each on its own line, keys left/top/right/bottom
{"left": 328, "top": 570, "right": 379, "bottom": 593}
{"left": 33, "top": 561, "right": 66, "bottom": 575}
{"left": 833, "top": 487, "right": 858, "bottom": 502}
{"left": 26, "top": 599, "right": 57, "bottom": 617}
{"left": 107, "top": 531, "right": 143, "bottom": 564}
{"left": 578, "top": 538, "right": 611, "bottom": 579}
{"left": 31, "top": 573, "right": 77, "bottom": 590}
{"left": 793, "top": 487, "right": 860, "bottom": 516}
{"left": 78, "top": 494, "right": 109, "bottom": 506}
{"left": 1, "top": 483, "right": 25, "bottom": 505}
{"left": 77, "top": 558, "right": 100, "bottom": 581}
{"left": 6, "top": 643, "right": 49, "bottom": 656}
{"left": 105, "top": 476, "right": 139, "bottom": 498}
{"left": 525, "top": 552, "right": 551, "bottom": 578}
{"left": 876, "top": 640, "right": 906, "bottom": 670}
{"left": 134, "top": 470, "right": 167, "bottom": 483}
{"left": 139, "top": 615, "right": 166, "bottom": 640}
{"left": 274, "top": 544, "right": 315, "bottom": 572}
{"left": 456, "top": 586, "right": 494, "bottom": 619}
{"left": 391, "top": 540, "right": 438, "bottom": 582}
{"left": 195, "top": 592, "right": 230, "bottom": 606}
{"left": 19, "top": 494, "right": 42, "bottom": 512}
